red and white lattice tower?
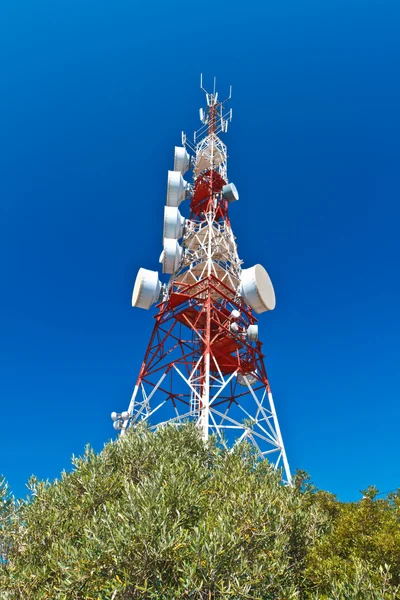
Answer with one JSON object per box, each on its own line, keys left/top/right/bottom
{"left": 111, "top": 76, "right": 292, "bottom": 484}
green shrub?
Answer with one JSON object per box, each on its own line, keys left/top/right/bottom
{"left": 1, "top": 424, "right": 399, "bottom": 599}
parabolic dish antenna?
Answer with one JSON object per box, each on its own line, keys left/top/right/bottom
{"left": 174, "top": 146, "right": 191, "bottom": 174}
{"left": 132, "top": 268, "right": 161, "bottom": 310}
{"left": 166, "top": 171, "right": 189, "bottom": 207}
{"left": 162, "top": 238, "right": 183, "bottom": 274}
{"left": 240, "top": 264, "right": 276, "bottom": 314}
{"left": 247, "top": 324, "right": 258, "bottom": 341}
{"left": 163, "top": 206, "right": 185, "bottom": 240}
{"left": 237, "top": 372, "right": 258, "bottom": 386}
{"left": 222, "top": 183, "right": 239, "bottom": 203}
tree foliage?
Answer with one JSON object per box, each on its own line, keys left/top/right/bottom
{"left": 0, "top": 424, "right": 399, "bottom": 599}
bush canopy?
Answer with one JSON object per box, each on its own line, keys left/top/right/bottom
{"left": 1, "top": 423, "right": 399, "bottom": 599}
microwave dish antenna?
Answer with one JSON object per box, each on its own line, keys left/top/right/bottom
{"left": 163, "top": 206, "right": 185, "bottom": 240}
{"left": 166, "top": 171, "right": 190, "bottom": 207}
{"left": 174, "top": 146, "right": 191, "bottom": 174}
{"left": 161, "top": 238, "right": 183, "bottom": 274}
{"left": 240, "top": 265, "right": 276, "bottom": 314}
{"left": 131, "top": 268, "right": 161, "bottom": 310}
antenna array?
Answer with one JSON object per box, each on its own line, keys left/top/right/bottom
{"left": 111, "top": 75, "right": 292, "bottom": 484}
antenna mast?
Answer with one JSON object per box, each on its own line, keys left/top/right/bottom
{"left": 111, "top": 76, "right": 292, "bottom": 484}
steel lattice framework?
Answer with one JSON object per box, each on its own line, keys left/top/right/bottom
{"left": 112, "top": 77, "right": 292, "bottom": 484}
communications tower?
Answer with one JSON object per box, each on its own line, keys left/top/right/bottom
{"left": 111, "top": 76, "right": 292, "bottom": 484}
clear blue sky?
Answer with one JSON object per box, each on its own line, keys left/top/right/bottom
{"left": 1, "top": 0, "right": 399, "bottom": 501}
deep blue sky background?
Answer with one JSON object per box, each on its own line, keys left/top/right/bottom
{"left": 1, "top": 0, "right": 399, "bottom": 501}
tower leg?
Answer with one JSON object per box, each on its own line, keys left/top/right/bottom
{"left": 268, "top": 391, "right": 292, "bottom": 485}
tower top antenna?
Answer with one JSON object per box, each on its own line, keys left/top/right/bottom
{"left": 194, "top": 74, "right": 233, "bottom": 142}
{"left": 200, "top": 73, "right": 232, "bottom": 105}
